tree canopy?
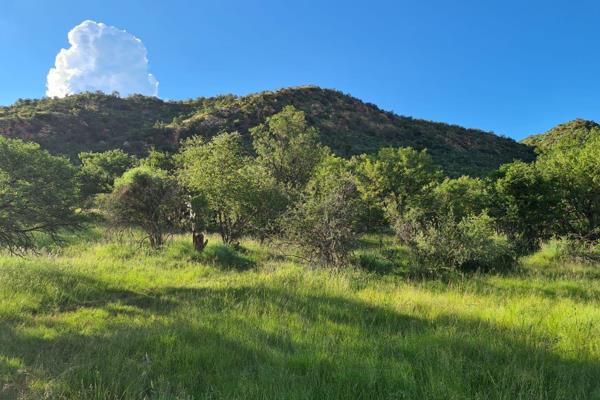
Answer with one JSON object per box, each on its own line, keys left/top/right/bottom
{"left": 0, "top": 137, "right": 81, "bottom": 252}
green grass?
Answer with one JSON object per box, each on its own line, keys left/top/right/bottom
{"left": 1, "top": 228, "right": 599, "bottom": 399}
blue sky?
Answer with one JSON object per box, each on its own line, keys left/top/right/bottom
{"left": 1, "top": 0, "right": 599, "bottom": 140}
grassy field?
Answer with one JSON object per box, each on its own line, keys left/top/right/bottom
{"left": 0, "top": 227, "right": 599, "bottom": 399}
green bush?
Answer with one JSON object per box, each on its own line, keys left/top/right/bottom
{"left": 281, "top": 156, "right": 366, "bottom": 267}
{"left": 103, "top": 166, "right": 183, "bottom": 249}
{"left": 555, "top": 238, "right": 600, "bottom": 264}
{"left": 409, "top": 213, "right": 516, "bottom": 276}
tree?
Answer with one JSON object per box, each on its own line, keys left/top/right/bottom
{"left": 104, "top": 166, "right": 182, "bottom": 248}
{"left": 78, "top": 149, "right": 138, "bottom": 199}
{"left": 354, "top": 147, "right": 441, "bottom": 239}
{"left": 354, "top": 147, "right": 441, "bottom": 216}
{"left": 538, "top": 135, "right": 600, "bottom": 242}
{"left": 492, "top": 161, "right": 558, "bottom": 251}
{"left": 432, "top": 176, "right": 491, "bottom": 222}
{"left": 177, "top": 132, "right": 285, "bottom": 245}
{"left": 0, "top": 137, "right": 81, "bottom": 252}
{"left": 250, "top": 106, "right": 328, "bottom": 192}
{"left": 281, "top": 156, "right": 366, "bottom": 267}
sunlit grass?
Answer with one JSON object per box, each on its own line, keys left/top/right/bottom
{"left": 0, "top": 227, "right": 599, "bottom": 399}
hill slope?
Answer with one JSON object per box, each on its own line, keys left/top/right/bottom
{"left": 0, "top": 87, "right": 535, "bottom": 176}
{"left": 522, "top": 118, "right": 600, "bottom": 153}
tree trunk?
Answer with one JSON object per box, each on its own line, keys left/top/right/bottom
{"left": 192, "top": 228, "right": 208, "bottom": 252}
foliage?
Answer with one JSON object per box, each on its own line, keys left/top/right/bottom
{"left": 139, "top": 148, "right": 176, "bottom": 171}
{"left": 177, "top": 132, "right": 286, "bottom": 244}
{"left": 553, "top": 238, "right": 600, "bottom": 264}
{"left": 537, "top": 134, "right": 600, "bottom": 242}
{"left": 355, "top": 147, "right": 440, "bottom": 211}
{"left": 78, "top": 149, "right": 138, "bottom": 198}
{"left": 0, "top": 92, "right": 198, "bottom": 158}
{"left": 103, "top": 166, "right": 183, "bottom": 248}
{"left": 0, "top": 87, "right": 535, "bottom": 177}
{"left": 250, "top": 105, "right": 328, "bottom": 192}
{"left": 409, "top": 212, "right": 516, "bottom": 275}
{"left": 0, "top": 137, "right": 81, "bottom": 252}
{"left": 522, "top": 118, "right": 600, "bottom": 153}
{"left": 281, "top": 156, "right": 366, "bottom": 267}
{"left": 491, "top": 161, "right": 558, "bottom": 251}
{"left": 355, "top": 147, "right": 441, "bottom": 240}
{"left": 432, "top": 175, "right": 491, "bottom": 221}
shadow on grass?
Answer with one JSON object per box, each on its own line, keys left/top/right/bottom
{"left": 1, "top": 273, "right": 599, "bottom": 399}
{"left": 353, "top": 243, "right": 411, "bottom": 276}
{"left": 471, "top": 277, "right": 600, "bottom": 305}
{"left": 166, "top": 242, "right": 256, "bottom": 271}
{"left": 0, "top": 266, "right": 181, "bottom": 316}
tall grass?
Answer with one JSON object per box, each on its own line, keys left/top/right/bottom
{"left": 0, "top": 228, "right": 599, "bottom": 399}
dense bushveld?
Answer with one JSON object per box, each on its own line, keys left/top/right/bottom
{"left": 1, "top": 100, "right": 600, "bottom": 399}
{"left": 1, "top": 228, "right": 599, "bottom": 399}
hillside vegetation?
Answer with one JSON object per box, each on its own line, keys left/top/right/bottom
{"left": 523, "top": 119, "right": 600, "bottom": 153}
{"left": 0, "top": 87, "right": 535, "bottom": 176}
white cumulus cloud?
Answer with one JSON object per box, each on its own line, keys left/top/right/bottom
{"left": 46, "top": 20, "right": 158, "bottom": 98}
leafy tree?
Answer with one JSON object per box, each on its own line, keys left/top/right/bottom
{"left": 78, "top": 149, "right": 138, "bottom": 198}
{"left": 355, "top": 147, "right": 441, "bottom": 240}
{"left": 538, "top": 135, "right": 600, "bottom": 241}
{"left": 0, "top": 137, "right": 81, "bottom": 252}
{"left": 492, "top": 161, "right": 558, "bottom": 251}
{"left": 281, "top": 156, "right": 366, "bottom": 267}
{"left": 241, "top": 163, "right": 289, "bottom": 241}
{"left": 432, "top": 176, "right": 491, "bottom": 222}
{"left": 104, "top": 166, "right": 182, "bottom": 248}
{"left": 250, "top": 105, "right": 328, "bottom": 192}
{"left": 355, "top": 147, "right": 441, "bottom": 216}
{"left": 178, "top": 132, "right": 285, "bottom": 245}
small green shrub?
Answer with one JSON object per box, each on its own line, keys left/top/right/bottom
{"left": 556, "top": 238, "right": 600, "bottom": 264}
{"left": 103, "top": 166, "right": 183, "bottom": 249}
{"left": 281, "top": 156, "right": 365, "bottom": 267}
{"left": 409, "top": 213, "right": 516, "bottom": 276}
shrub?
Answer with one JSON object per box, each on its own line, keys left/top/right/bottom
{"left": 139, "top": 148, "right": 175, "bottom": 171}
{"left": 409, "top": 213, "right": 516, "bottom": 276}
{"left": 555, "top": 239, "right": 600, "bottom": 264}
{"left": 281, "top": 156, "right": 365, "bottom": 267}
{"left": 103, "top": 166, "right": 183, "bottom": 248}
{"left": 165, "top": 241, "right": 255, "bottom": 270}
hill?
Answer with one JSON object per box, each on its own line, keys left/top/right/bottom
{"left": 522, "top": 118, "right": 600, "bottom": 153}
{"left": 0, "top": 87, "right": 535, "bottom": 176}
